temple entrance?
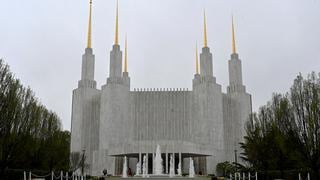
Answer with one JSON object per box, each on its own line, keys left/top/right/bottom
{"left": 114, "top": 152, "right": 208, "bottom": 176}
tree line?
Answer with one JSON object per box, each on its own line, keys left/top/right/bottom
{"left": 240, "top": 72, "right": 320, "bottom": 179}
{"left": 0, "top": 59, "right": 70, "bottom": 179}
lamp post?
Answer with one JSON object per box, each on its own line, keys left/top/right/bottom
{"left": 234, "top": 149, "right": 238, "bottom": 164}
{"left": 234, "top": 149, "right": 238, "bottom": 173}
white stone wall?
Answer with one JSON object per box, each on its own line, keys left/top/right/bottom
{"left": 226, "top": 92, "right": 252, "bottom": 159}
{"left": 72, "top": 45, "right": 252, "bottom": 176}
{"left": 223, "top": 53, "right": 252, "bottom": 163}
{"left": 97, "top": 74, "right": 130, "bottom": 174}
{"left": 81, "top": 48, "right": 95, "bottom": 80}
{"left": 192, "top": 76, "right": 225, "bottom": 174}
{"left": 222, "top": 94, "right": 235, "bottom": 161}
{"left": 70, "top": 87, "right": 100, "bottom": 174}
{"left": 131, "top": 89, "right": 192, "bottom": 142}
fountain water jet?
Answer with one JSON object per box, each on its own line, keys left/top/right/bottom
{"left": 169, "top": 154, "right": 175, "bottom": 177}
{"left": 122, "top": 156, "right": 128, "bottom": 178}
{"left": 189, "top": 157, "right": 195, "bottom": 178}
{"left": 136, "top": 161, "right": 141, "bottom": 176}
{"left": 177, "top": 162, "right": 182, "bottom": 176}
{"left": 142, "top": 155, "right": 148, "bottom": 177}
{"left": 154, "top": 144, "right": 163, "bottom": 175}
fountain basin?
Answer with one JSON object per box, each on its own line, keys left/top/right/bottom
{"left": 120, "top": 176, "right": 209, "bottom": 180}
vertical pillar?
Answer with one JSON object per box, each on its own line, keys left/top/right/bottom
{"left": 146, "top": 153, "right": 149, "bottom": 175}
{"left": 139, "top": 152, "right": 142, "bottom": 174}
{"left": 152, "top": 151, "right": 155, "bottom": 174}
{"left": 127, "top": 157, "right": 130, "bottom": 176}
{"left": 166, "top": 152, "right": 168, "bottom": 174}
{"left": 173, "top": 152, "right": 175, "bottom": 173}
{"left": 179, "top": 152, "right": 182, "bottom": 173}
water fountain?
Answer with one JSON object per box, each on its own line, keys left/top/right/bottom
{"left": 136, "top": 161, "right": 141, "bottom": 176}
{"left": 122, "top": 156, "right": 128, "bottom": 178}
{"left": 122, "top": 145, "right": 201, "bottom": 179}
{"left": 189, "top": 157, "right": 195, "bottom": 178}
{"left": 169, "top": 154, "right": 175, "bottom": 177}
{"left": 177, "top": 162, "right": 182, "bottom": 176}
{"left": 154, "top": 144, "right": 163, "bottom": 175}
{"left": 142, "top": 155, "right": 148, "bottom": 178}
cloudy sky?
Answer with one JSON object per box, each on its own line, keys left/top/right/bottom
{"left": 1, "top": 0, "right": 320, "bottom": 130}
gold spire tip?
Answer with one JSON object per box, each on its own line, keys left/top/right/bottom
{"left": 115, "top": 0, "right": 119, "bottom": 45}
{"left": 203, "top": 10, "right": 208, "bottom": 48}
{"left": 232, "top": 15, "right": 237, "bottom": 54}
{"left": 87, "top": 0, "right": 93, "bottom": 48}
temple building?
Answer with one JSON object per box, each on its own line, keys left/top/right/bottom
{"left": 70, "top": 0, "right": 252, "bottom": 176}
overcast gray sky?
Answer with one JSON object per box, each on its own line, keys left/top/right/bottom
{"left": 1, "top": 0, "right": 320, "bottom": 130}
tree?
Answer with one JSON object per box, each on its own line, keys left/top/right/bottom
{"left": 0, "top": 59, "right": 70, "bottom": 179}
{"left": 70, "top": 151, "right": 89, "bottom": 175}
{"left": 240, "top": 72, "right": 320, "bottom": 179}
{"left": 70, "top": 152, "right": 81, "bottom": 172}
{"left": 216, "top": 161, "right": 236, "bottom": 177}
{"left": 289, "top": 72, "right": 320, "bottom": 178}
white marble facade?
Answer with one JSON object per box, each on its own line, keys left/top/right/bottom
{"left": 70, "top": 40, "right": 251, "bottom": 176}
{"left": 70, "top": 9, "right": 251, "bottom": 175}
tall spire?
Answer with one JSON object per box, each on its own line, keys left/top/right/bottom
{"left": 232, "top": 16, "right": 237, "bottom": 54}
{"left": 203, "top": 10, "right": 208, "bottom": 47}
{"left": 196, "top": 42, "right": 199, "bottom": 74}
{"left": 124, "top": 36, "right": 128, "bottom": 72}
{"left": 87, "top": 0, "right": 93, "bottom": 48}
{"left": 114, "top": 0, "right": 119, "bottom": 45}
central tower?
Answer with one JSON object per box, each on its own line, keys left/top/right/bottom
{"left": 97, "top": 0, "right": 131, "bottom": 174}
{"left": 192, "top": 11, "right": 225, "bottom": 173}
{"left": 70, "top": 0, "right": 100, "bottom": 175}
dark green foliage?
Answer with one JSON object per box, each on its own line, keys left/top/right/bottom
{"left": 216, "top": 161, "right": 236, "bottom": 176}
{"left": 70, "top": 151, "right": 89, "bottom": 176}
{"left": 240, "top": 72, "right": 320, "bottom": 179}
{"left": 0, "top": 59, "right": 70, "bottom": 178}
